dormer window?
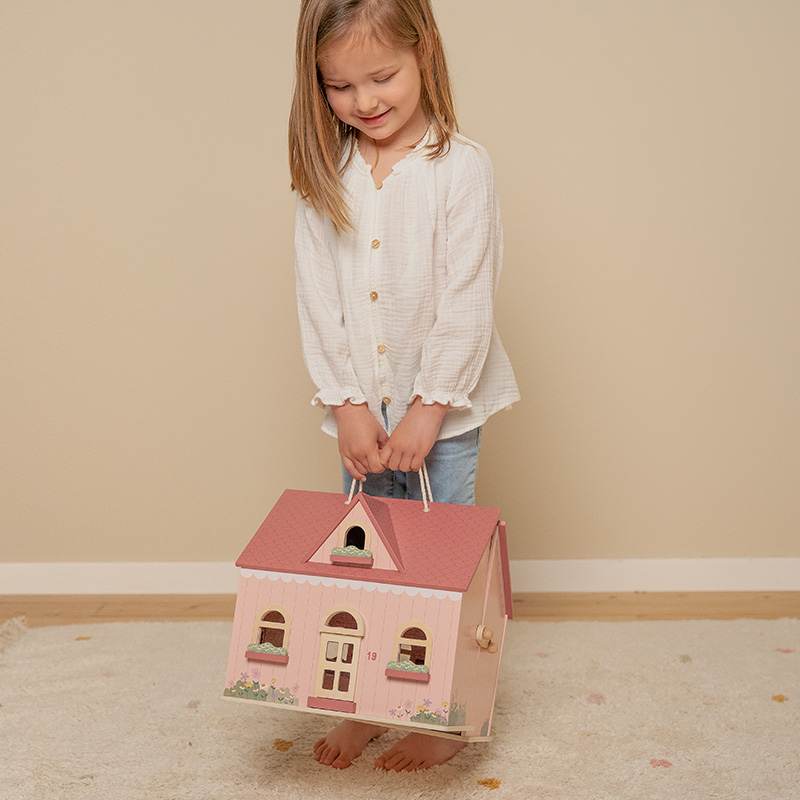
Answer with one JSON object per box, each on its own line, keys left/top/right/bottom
{"left": 345, "top": 525, "right": 367, "bottom": 550}
{"left": 331, "top": 523, "right": 374, "bottom": 567}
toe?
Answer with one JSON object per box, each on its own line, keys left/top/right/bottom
{"left": 321, "top": 746, "right": 338, "bottom": 766}
{"left": 384, "top": 752, "right": 412, "bottom": 772}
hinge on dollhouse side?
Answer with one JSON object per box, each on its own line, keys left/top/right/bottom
{"left": 475, "top": 531, "right": 499, "bottom": 653}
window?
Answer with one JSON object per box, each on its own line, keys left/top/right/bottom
{"left": 397, "top": 627, "right": 428, "bottom": 665}
{"left": 345, "top": 525, "right": 367, "bottom": 550}
{"left": 245, "top": 606, "right": 290, "bottom": 663}
{"left": 331, "top": 524, "right": 374, "bottom": 567}
{"left": 258, "top": 610, "right": 287, "bottom": 648}
{"left": 385, "top": 623, "right": 432, "bottom": 682}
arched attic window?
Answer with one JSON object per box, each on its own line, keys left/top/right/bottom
{"left": 345, "top": 525, "right": 366, "bottom": 550}
{"left": 331, "top": 523, "right": 374, "bottom": 567}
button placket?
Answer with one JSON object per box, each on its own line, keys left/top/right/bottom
{"left": 367, "top": 181, "right": 391, "bottom": 408}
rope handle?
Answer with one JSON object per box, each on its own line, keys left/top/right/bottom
{"left": 345, "top": 459, "right": 433, "bottom": 512}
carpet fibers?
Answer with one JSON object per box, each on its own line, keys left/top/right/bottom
{"left": 1, "top": 617, "right": 798, "bottom": 799}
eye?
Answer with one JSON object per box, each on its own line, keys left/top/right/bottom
{"left": 326, "top": 84, "right": 349, "bottom": 92}
{"left": 375, "top": 74, "right": 394, "bottom": 84}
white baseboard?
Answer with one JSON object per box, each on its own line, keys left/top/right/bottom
{"left": 1, "top": 558, "right": 799, "bottom": 595}
{"left": 510, "top": 558, "right": 800, "bottom": 593}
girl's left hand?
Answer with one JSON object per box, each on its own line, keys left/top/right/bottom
{"left": 380, "top": 398, "right": 449, "bottom": 473}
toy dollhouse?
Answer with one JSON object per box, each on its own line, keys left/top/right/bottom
{"left": 223, "top": 488, "right": 513, "bottom": 741}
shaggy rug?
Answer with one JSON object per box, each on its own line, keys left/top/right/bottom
{"left": 0, "top": 617, "right": 797, "bottom": 799}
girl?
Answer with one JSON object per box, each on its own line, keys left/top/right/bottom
{"left": 289, "top": 0, "right": 519, "bottom": 771}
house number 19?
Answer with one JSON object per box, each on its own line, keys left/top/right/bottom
{"left": 367, "top": 651, "right": 378, "bottom": 661}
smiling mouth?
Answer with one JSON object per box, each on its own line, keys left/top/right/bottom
{"left": 358, "top": 109, "right": 391, "bottom": 126}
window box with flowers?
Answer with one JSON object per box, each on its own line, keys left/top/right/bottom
{"left": 330, "top": 545, "right": 374, "bottom": 567}
{"left": 245, "top": 642, "right": 289, "bottom": 664}
{"left": 385, "top": 660, "right": 431, "bottom": 682}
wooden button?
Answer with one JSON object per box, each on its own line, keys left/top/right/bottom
{"left": 369, "top": 291, "right": 378, "bottom": 301}
{"left": 371, "top": 239, "right": 380, "bottom": 249}
{"left": 375, "top": 181, "right": 383, "bottom": 190}
{"left": 382, "top": 396, "right": 391, "bottom": 405}
{"left": 377, "top": 344, "right": 386, "bottom": 354}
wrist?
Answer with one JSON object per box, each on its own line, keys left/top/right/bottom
{"left": 331, "top": 399, "right": 367, "bottom": 418}
{"left": 410, "top": 396, "right": 450, "bottom": 419}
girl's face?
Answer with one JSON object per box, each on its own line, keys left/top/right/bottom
{"left": 319, "top": 35, "right": 428, "bottom": 148}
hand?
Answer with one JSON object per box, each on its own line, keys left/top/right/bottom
{"left": 332, "top": 401, "right": 389, "bottom": 482}
{"left": 380, "top": 398, "right": 449, "bottom": 473}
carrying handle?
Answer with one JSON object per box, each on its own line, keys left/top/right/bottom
{"left": 345, "top": 459, "right": 433, "bottom": 512}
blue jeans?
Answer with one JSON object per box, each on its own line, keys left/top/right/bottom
{"left": 341, "top": 404, "right": 482, "bottom": 506}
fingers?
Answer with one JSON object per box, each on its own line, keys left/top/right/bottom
{"left": 342, "top": 457, "right": 367, "bottom": 483}
{"left": 343, "top": 448, "right": 385, "bottom": 480}
{"left": 380, "top": 445, "right": 418, "bottom": 473}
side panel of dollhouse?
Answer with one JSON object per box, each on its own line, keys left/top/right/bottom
{"left": 447, "top": 529, "right": 509, "bottom": 739}
{"left": 223, "top": 570, "right": 463, "bottom": 730}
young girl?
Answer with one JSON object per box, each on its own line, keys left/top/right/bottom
{"left": 289, "top": 0, "right": 519, "bottom": 771}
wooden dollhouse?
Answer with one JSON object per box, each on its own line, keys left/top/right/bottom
{"left": 223, "top": 488, "right": 513, "bottom": 741}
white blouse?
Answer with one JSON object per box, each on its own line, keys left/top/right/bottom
{"left": 294, "top": 132, "right": 520, "bottom": 441}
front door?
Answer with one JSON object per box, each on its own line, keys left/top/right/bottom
{"left": 316, "top": 633, "right": 360, "bottom": 701}
{"left": 308, "top": 608, "right": 365, "bottom": 714}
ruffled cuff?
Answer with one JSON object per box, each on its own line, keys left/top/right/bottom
{"left": 311, "top": 388, "right": 368, "bottom": 409}
{"left": 411, "top": 386, "right": 473, "bottom": 411}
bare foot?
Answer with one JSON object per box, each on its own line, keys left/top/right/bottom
{"left": 313, "top": 720, "right": 389, "bottom": 769}
{"left": 374, "top": 733, "right": 467, "bottom": 772}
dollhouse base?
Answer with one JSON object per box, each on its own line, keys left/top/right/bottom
{"left": 221, "top": 692, "right": 493, "bottom": 742}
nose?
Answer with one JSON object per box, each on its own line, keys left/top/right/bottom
{"left": 354, "top": 86, "right": 379, "bottom": 115}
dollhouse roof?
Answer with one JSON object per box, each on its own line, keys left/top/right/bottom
{"left": 236, "top": 489, "right": 504, "bottom": 594}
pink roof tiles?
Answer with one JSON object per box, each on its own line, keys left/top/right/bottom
{"left": 236, "top": 489, "right": 503, "bottom": 594}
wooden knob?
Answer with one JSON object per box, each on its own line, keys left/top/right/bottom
{"left": 476, "top": 625, "right": 491, "bottom": 648}
{"left": 487, "top": 641, "right": 498, "bottom": 654}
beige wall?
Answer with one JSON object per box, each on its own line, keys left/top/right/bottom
{"left": 2, "top": 1, "right": 798, "bottom": 566}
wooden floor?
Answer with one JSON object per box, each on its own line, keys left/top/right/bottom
{"left": 1, "top": 592, "right": 798, "bottom": 628}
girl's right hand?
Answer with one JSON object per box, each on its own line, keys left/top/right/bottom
{"left": 332, "top": 401, "right": 388, "bottom": 482}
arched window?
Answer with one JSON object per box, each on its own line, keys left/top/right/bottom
{"left": 323, "top": 610, "right": 362, "bottom": 633}
{"left": 254, "top": 607, "right": 289, "bottom": 649}
{"left": 385, "top": 623, "right": 432, "bottom": 682}
{"left": 344, "top": 525, "right": 367, "bottom": 550}
{"left": 396, "top": 625, "right": 430, "bottom": 667}
{"left": 331, "top": 522, "right": 374, "bottom": 566}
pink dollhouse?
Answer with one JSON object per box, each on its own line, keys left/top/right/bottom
{"left": 223, "top": 489, "right": 513, "bottom": 741}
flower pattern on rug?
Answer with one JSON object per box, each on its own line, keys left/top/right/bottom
{"left": 650, "top": 759, "right": 673, "bottom": 768}
{"left": 771, "top": 694, "right": 788, "bottom": 703}
{"left": 478, "top": 778, "right": 502, "bottom": 789}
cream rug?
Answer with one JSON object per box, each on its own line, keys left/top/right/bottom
{"left": 1, "top": 617, "right": 798, "bottom": 799}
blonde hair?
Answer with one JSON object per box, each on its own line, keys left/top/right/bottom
{"left": 289, "top": 0, "right": 458, "bottom": 232}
